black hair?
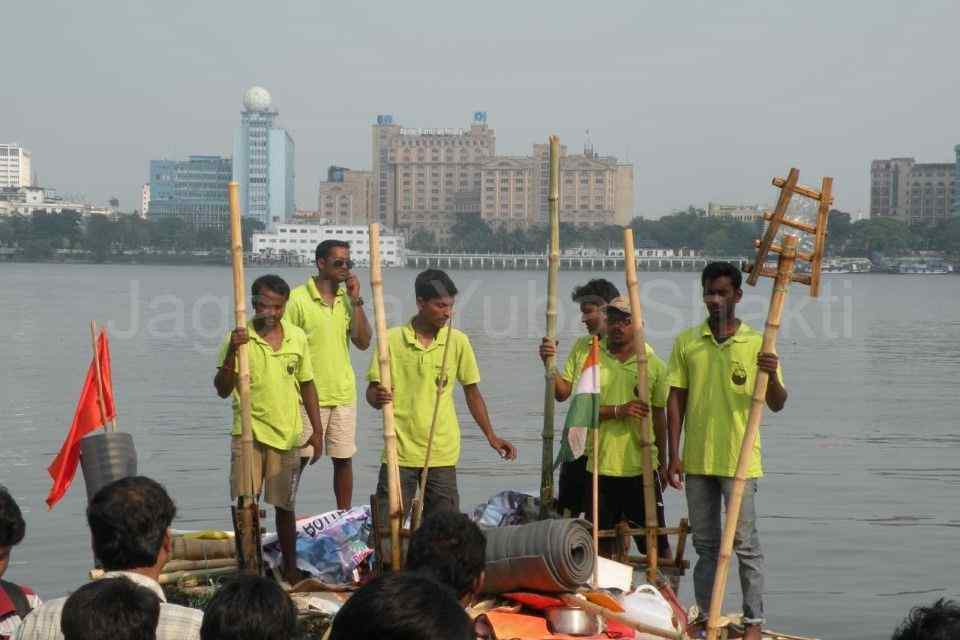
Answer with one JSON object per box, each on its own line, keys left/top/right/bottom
{"left": 891, "top": 599, "right": 960, "bottom": 640}
{"left": 0, "top": 487, "right": 25, "bottom": 547}
{"left": 316, "top": 239, "right": 350, "bottom": 261}
{"left": 414, "top": 269, "right": 458, "bottom": 301}
{"left": 571, "top": 279, "right": 620, "bottom": 305}
{"left": 86, "top": 476, "right": 176, "bottom": 571}
{"left": 251, "top": 274, "right": 290, "bottom": 300}
{"left": 329, "top": 573, "right": 472, "bottom": 640}
{"left": 406, "top": 511, "right": 486, "bottom": 599}
{"left": 61, "top": 576, "right": 161, "bottom": 640}
{"left": 201, "top": 575, "right": 298, "bottom": 640}
{"left": 701, "top": 261, "right": 743, "bottom": 289}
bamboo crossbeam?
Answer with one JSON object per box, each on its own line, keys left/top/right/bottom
{"left": 755, "top": 240, "right": 813, "bottom": 263}
{"left": 771, "top": 176, "right": 830, "bottom": 202}
{"left": 540, "top": 135, "right": 561, "bottom": 520}
{"left": 162, "top": 558, "right": 239, "bottom": 572}
{"left": 761, "top": 212, "right": 818, "bottom": 235}
{"left": 743, "top": 265, "right": 812, "bottom": 285}
{"left": 412, "top": 317, "right": 455, "bottom": 531}
{"left": 622, "top": 229, "right": 659, "bottom": 584}
{"left": 369, "top": 223, "right": 402, "bottom": 571}
{"left": 705, "top": 234, "right": 799, "bottom": 640}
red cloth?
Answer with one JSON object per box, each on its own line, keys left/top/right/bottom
{"left": 45, "top": 331, "right": 116, "bottom": 509}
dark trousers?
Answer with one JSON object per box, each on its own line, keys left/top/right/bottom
{"left": 375, "top": 464, "right": 459, "bottom": 524}
{"left": 584, "top": 473, "right": 671, "bottom": 558}
{"left": 557, "top": 455, "right": 589, "bottom": 517}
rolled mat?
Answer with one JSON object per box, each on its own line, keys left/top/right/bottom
{"left": 481, "top": 518, "right": 595, "bottom": 594}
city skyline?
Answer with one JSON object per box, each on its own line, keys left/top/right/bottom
{"left": 5, "top": 0, "right": 960, "bottom": 218}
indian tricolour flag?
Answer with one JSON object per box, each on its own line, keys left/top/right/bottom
{"left": 555, "top": 335, "right": 601, "bottom": 467}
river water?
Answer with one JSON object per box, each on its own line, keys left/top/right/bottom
{"left": 1, "top": 263, "right": 958, "bottom": 639}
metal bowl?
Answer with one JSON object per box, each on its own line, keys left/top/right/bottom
{"left": 546, "top": 607, "right": 600, "bottom": 636}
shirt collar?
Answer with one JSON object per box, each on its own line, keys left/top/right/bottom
{"left": 101, "top": 570, "right": 166, "bottom": 602}
{"left": 306, "top": 277, "right": 345, "bottom": 305}
{"left": 699, "top": 319, "right": 750, "bottom": 344}
{"left": 247, "top": 318, "right": 294, "bottom": 347}
{"left": 401, "top": 319, "right": 449, "bottom": 351}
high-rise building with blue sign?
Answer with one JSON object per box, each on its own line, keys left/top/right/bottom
{"left": 233, "top": 87, "right": 295, "bottom": 230}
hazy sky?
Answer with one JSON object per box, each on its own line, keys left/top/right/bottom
{"left": 6, "top": 0, "right": 958, "bottom": 217}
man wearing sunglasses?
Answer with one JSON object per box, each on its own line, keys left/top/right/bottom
{"left": 585, "top": 296, "right": 671, "bottom": 559}
{"left": 286, "top": 240, "right": 372, "bottom": 510}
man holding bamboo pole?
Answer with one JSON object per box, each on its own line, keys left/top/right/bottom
{"left": 584, "top": 297, "right": 671, "bottom": 559}
{"left": 214, "top": 274, "right": 326, "bottom": 585}
{"left": 539, "top": 279, "right": 621, "bottom": 518}
{"left": 365, "top": 269, "right": 516, "bottom": 522}
{"left": 665, "top": 262, "right": 787, "bottom": 640}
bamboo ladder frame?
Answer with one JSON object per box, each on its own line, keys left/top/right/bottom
{"left": 705, "top": 169, "right": 832, "bottom": 640}
{"left": 540, "top": 135, "right": 561, "bottom": 519}
{"left": 227, "top": 181, "right": 263, "bottom": 576}
{"left": 369, "top": 222, "right": 403, "bottom": 570}
{"left": 623, "top": 229, "right": 661, "bottom": 584}
{"left": 411, "top": 314, "right": 455, "bottom": 531}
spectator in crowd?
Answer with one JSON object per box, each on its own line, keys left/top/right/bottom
{"left": 15, "top": 476, "right": 203, "bottom": 640}
{"left": 891, "top": 598, "right": 960, "bottom": 640}
{"left": 0, "top": 488, "right": 41, "bottom": 640}
{"left": 200, "top": 575, "right": 297, "bottom": 640}
{"left": 406, "top": 511, "right": 486, "bottom": 604}
{"left": 328, "top": 572, "right": 472, "bottom": 640}
{"left": 60, "top": 577, "right": 160, "bottom": 640}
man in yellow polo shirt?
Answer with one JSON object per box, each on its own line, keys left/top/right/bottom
{"left": 286, "top": 239, "right": 372, "bottom": 510}
{"left": 366, "top": 269, "right": 517, "bottom": 520}
{"left": 214, "top": 274, "right": 325, "bottom": 585}
{"left": 585, "top": 296, "right": 671, "bottom": 558}
{"left": 665, "top": 262, "right": 787, "bottom": 640}
{"left": 538, "top": 278, "right": 620, "bottom": 517}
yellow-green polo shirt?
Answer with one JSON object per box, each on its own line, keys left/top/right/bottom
{"left": 560, "top": 335, "right": 594, "bottom": 384}
{"left": 366, "top": 323, "right": 481, "bottom": 468}
{"left": 666, "top": 320, "right": 784, "bottom": 478}
{"left": 285, "top": 278, "right": 355, "bottom": 406}
{"left": 587, "top": 343, "right": 669, "bottom": 477}
{"left": 217, "top": 319, "right": 314, "bottom": 451}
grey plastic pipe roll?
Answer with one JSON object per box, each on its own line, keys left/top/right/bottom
{"left": 79, "top": 432, "right": 138, "bottom": 501}
{"left": 481, "top": 518, "right": 595, "bottom": 594}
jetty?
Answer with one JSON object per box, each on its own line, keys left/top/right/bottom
{"left": 406, "top": 251, "right": 749, "bottom": 272}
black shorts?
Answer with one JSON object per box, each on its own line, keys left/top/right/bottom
{"left": 584, "top": 473, "right": 670, "bottom": 556}
{"left": 557, "top": 455, "right": 589, "bottom": 517}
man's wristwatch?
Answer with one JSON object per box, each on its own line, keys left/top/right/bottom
{"left": 351, "top": 297, "right": 364, "bottom": 307}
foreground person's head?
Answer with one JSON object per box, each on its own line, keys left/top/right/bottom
{"left": 329, "top": 572, "right": 472, "bottom": 640}
{"left": 87, "top": 476, "right": 176, "bottom": 572}
{"left": 406, "top": 510, "right": 486, "bottom": 602}
{"left": 891, "top": 598, "right": 960, "bottom": 640}
{"left": 61, "top": 576, "right": 161, "bottom": 640}
{"left": 201, "top": 575, "right": 298, "bottom": 640}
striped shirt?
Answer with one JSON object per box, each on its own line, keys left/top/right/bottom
{"left": 13, "top": 571, "right": 202, "bottom": 640}
{"left": 0, "top": 583, "right": 41, "bottom": 640}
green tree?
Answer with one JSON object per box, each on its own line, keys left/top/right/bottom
{"left": 408, "top": 228, "right": 437, "bottom": 251}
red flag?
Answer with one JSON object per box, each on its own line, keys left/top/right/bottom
{"left": 46, "top": 331, "right": 117, "bottom": 509}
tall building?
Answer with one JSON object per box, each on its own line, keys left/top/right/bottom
{"left": 233, "top": 86, "right": 295, "bottom": 230}
{"left": 317, "top": 166, "right": 374, "bottom": 225}
{"left": 141, "top": 183, "right": 150, "bottom": 218}
{"left": 870, "top": 156, "right": 956, "bottom": 225}
{"left": 148, "top": 155, "right": 232, "bottom": 228}
{"left": 0, "top": 143, "right": 32, "bottom": 189}
{"left": 372, "top": 112, "right": 495, "bottom": 238}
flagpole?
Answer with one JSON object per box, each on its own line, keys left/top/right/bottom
{"left": 591, "top": 334, "right": 600, "bottom": 589}
{"left": 540, "top": 134, "right": 561, "bottom": 520}
{"left": 89, "top": 321, "right": 111, "bottom": 432}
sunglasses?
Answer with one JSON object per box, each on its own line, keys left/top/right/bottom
{"left": 329, "top": 259, "right": 354, "bottom": 269}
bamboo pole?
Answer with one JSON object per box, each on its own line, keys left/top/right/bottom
{"left": 411, "top": 317, "right": 455, "bottom": 531}
{"left": 622, "top": 229, "right": 659, "bottom": 584}
{"left": 369, "top": 222, "right": 402, "bottom": 570}
{"left": 705, "top": 234, "right": 799, "bottom": 640}
{"left": 89, "top": 321, "right": 113, "bottom": 432}
{"left": 227, "top": 181, "right": 261, "bottom": 576}
{"left": 540, "top": 134, "right": 561, "bottom": 520}
{"left": 592, "top": 412, "right": 600, "bottom": 588}
{"left": 162, "top": 558, "right": 238, "bottom": 573}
